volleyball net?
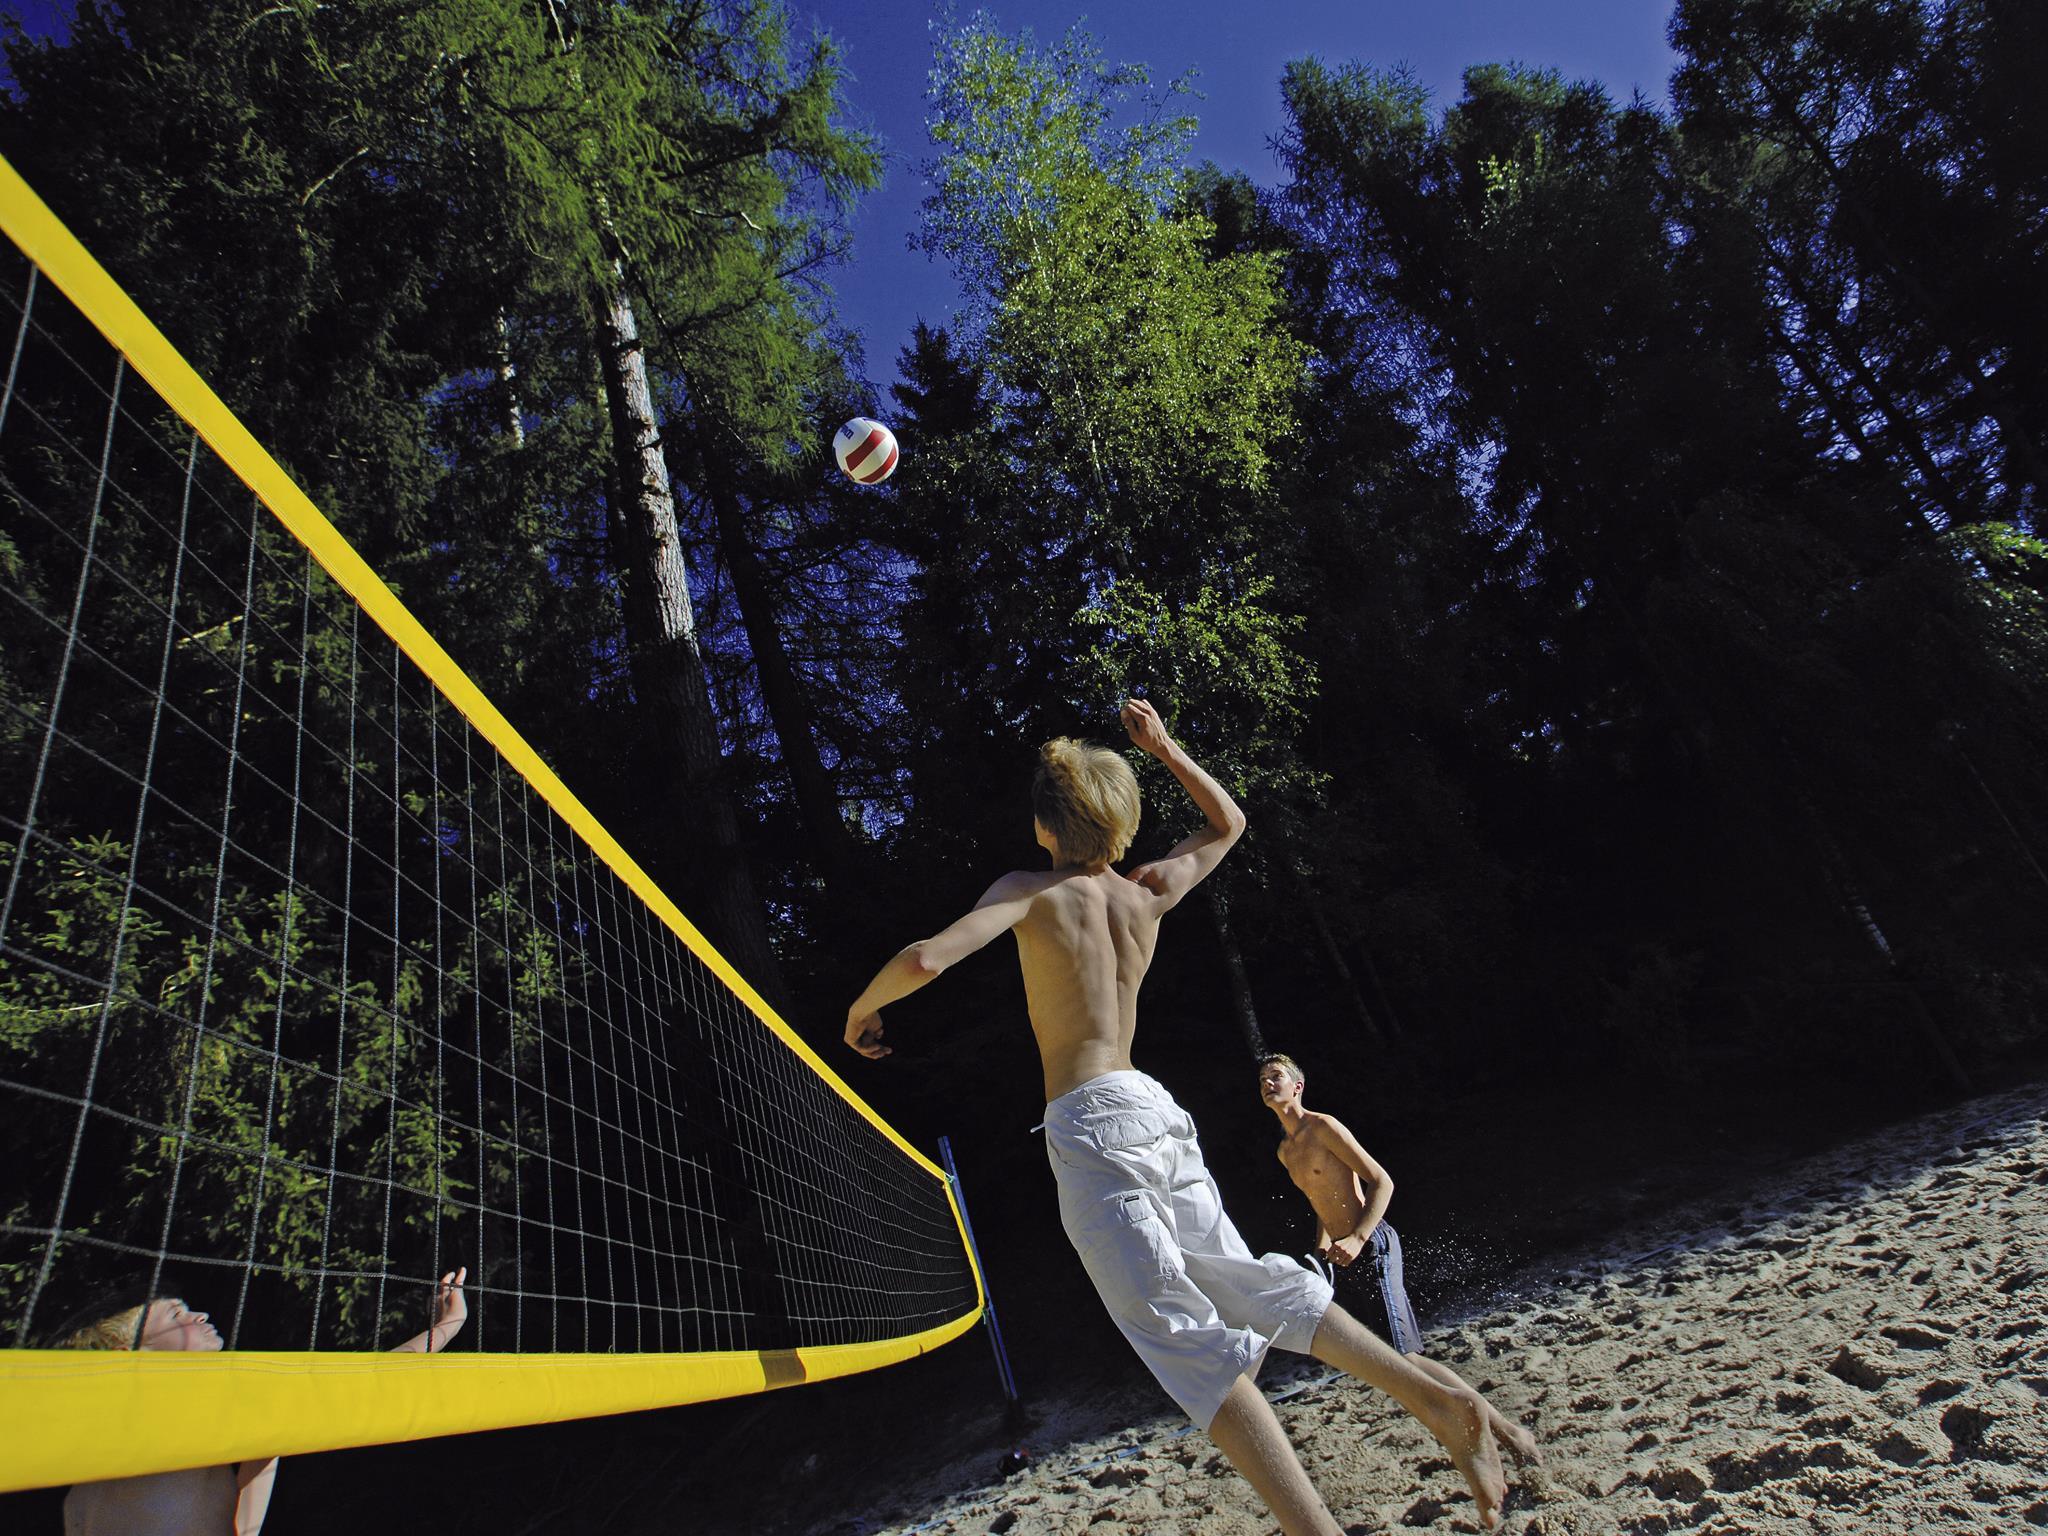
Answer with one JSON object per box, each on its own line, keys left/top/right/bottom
{"left": 0, "top": 154, "right": 981, "bottom": 1493}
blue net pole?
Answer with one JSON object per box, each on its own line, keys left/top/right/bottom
{"left": 936, "top": 1135, "right": 1018, "bottom": 1405}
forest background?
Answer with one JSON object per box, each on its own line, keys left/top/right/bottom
{"left": 1, "top": 1, "right": 2045, "bottom": 1530}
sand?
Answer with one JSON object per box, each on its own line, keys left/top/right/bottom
{"left": 851, "top": 1081, "right": 2048, "bottom": 1535}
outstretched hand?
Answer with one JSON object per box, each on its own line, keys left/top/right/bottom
{"left": 431, "top": 1266, "right": 467, "bottom": 1345}
{"left": 845, "top": 1008, "right": 891, "bottom": 1060}
{"left": 390, "top": 1264, "right": 469, "bottom": 1353}
{"left": 1120, "top": 695, "right": 1171, "bottom": 758}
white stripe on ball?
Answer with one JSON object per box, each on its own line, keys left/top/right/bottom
{"left": 834, "top": 417, "right": 899, "bottom": 484}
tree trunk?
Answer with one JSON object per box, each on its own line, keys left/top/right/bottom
{"left": 1306, "top": 901, "right": 1387, "bottom": 1047}
{"left": 690, "top": 409, "right": 860, "bottom": 895}
{"left": 1945, "top": 732, "right": 2048, "bottom": 902}
{"left": 1204, "top": 889, "right": 1265, "bottom": 1058}
{"left": 495, "top": 310, "right": 524, "bottom": 448}
{"left": 1351, "top": 939, "right": 1406, "bottom": 1045}
{"left": 594, "top": 278, "right": 784, "bottom": 1003}
{"left": 1774, "top": 734, "right": 1970, "bottom": 1092}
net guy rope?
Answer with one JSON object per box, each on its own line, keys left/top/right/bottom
{"left": 0, "top": 152, "right": 982, "bottom": 1494}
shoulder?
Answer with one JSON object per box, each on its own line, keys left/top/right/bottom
{"left": 1308, "top": 1111, "right": 1364, "bottom": 1147}
{"left": 982, "top": 869, "right": 1051, "bottom": 904}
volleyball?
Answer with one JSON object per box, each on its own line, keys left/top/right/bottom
{"left": 834, "top": 416, "right": 900, "bottom": 484}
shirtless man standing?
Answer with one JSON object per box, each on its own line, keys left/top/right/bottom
{"left": 845, "top": 698, "right": 1512, "bottom": 1534}
{"left": 1260, "top": 1054, "right": 1538, "bottom": 1463}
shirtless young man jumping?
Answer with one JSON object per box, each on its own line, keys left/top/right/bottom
{"left": 844, "top": 698, "right": 1513, "bottom": 1534}
{"left": 1259, "top": 1054, "right": 1538, "bottom": 1465}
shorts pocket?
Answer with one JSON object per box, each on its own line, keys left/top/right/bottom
{"left": 1076, "top": 1107, "right": 1174, "bottom": 1152}
{"left": 1046, "top": 1105, "right": 1175, "bottom": 1173}
{"left": 1077, "top": 1190, "right": 1181, "bottom": 1315}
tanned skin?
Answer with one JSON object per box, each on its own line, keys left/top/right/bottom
{"left": 1262, "top": 1062, "right": 1540, "bottom": 1465}
{"left": 844, "top": 699, "right": 1514, "bottom": 1534}
{"left": 844, "top": 696, "right": 1239, "bottom": 1103}
{"left": 75, "top": 1271, "right": 468, "bottom": 1535}
{"left": 1263, "top": 1060, "right": 1396, "bottom": 1267}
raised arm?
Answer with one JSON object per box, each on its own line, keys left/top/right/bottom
{"left": 1118, "top": 696, "right": 1245, "bottom": 911}
{"left": 844, "top": 873, "right": 1038, "bottom": 1059}
{"left": 392, "top": 1267, "right": 467, "bottom": 1354}
{"left": 233, "top": 1457, "right": 278, "bottom": 1536}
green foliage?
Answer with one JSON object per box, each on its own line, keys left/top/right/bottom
{"left": 892, "top": 20, "right": 1322, "bottom": 884}
{"left": 0, "top": 835, "right": 168, "bottom": 1053}
{"left": 922, "top": 19, "right": 1304, "bottom": 516}
{"left": 1944, "top": 523, "right": 2048, "bottom": 676}
{"left": 1074, "top": 570, "right": 1323, "bottom": 814}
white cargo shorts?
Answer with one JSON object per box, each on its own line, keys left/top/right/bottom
{"left": 1043, "top": 1070, "right": 1334, "bottom": 1429}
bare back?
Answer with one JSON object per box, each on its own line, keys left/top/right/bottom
{"left": 1012, "top": 868, "right": 1166, "bottom": 1101}
{"left": 843, "top": 700, "right": 1243, "bottom": 1092}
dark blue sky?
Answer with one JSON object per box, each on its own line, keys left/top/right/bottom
{"left": 800, "top": 1, "right": 1681, "bottom": 389}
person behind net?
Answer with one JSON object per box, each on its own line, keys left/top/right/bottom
{"left": 1258, "top": 1052, "right": 1540, "bottom": 1465}
{"left": 49, "top": 1265, "right": 468, "bottom": 1534}
{"left": 844, "top": 697, "right": 1516, "bottom": 1534}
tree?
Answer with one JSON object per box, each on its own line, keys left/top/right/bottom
{"left": 452, "top": 0, "right": 879, "bottom": 993}
{"left": 1673, "top": 0, "right": 2048, "bottom": 517}
{"left": 900, "top": 20, "right": 1320, "bottom": 1053}
{"left": 1274, "top": 41, "right": 2048, "bottom": 1080}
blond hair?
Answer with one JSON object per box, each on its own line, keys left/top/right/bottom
{"left": 1033, "top": 737, "right": 1140, "bottom": 867}
{"left": 62, "top": 1302, "right": 149, "bottom": 1350}
{"left": 1257, "top": 1052, "right": 1304, "bottom": 1085}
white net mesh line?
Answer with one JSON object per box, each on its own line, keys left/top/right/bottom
{"left": 0, "top": 246, "right": 975, "bottom": 1359}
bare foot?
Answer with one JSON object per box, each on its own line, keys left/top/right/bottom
{"left": 1489, "top": 1408, "right": 1542, "bottom": 1468}
{"left": 1425, "top": 1387, "right": 1507, "bottom": 1530}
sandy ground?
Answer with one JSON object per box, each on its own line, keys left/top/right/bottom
{"left": 847, "top": 1081, "right": 2048, "bottom": 1535}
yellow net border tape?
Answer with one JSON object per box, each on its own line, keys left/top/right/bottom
{"left": 1, "top": 1318, "right": 985, "bottom": 1491}
{"left": 0, "top": 152, "right": 987, "bottom": 1491}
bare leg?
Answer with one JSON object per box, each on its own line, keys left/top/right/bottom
{"left": 1408, "top": 1352, "right": 1541, "bottom": 1465}
{"left": 1309, "top": 1302, "right": 1507, "bottom": 1530}
{"left": 1206, "top": 1374, "right": 1342, "bottom": 1536}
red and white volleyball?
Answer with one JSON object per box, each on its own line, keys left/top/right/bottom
{"left": 833, "top": 416, "right": 899, "bottom": 484}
